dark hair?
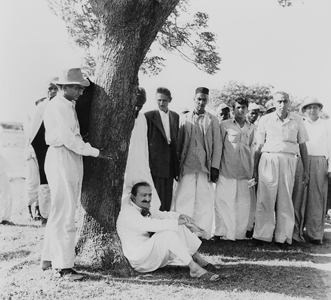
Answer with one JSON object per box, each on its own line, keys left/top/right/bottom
{"left": 156, "top": 87, "right": 172, "bottom": 100}
{"left": 231, "top": 97, "right": 248, "bottom": 109}
{"left": 137, "top": 87, "right": 146, "bottom": 103}
{"left": 131, "top": 181, "right": 151, "bottom": 196}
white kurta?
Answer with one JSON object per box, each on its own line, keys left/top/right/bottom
{"left": 122, "top": 113, "right": 161, "bottom": 211}
{"left": 41, "top": 94, "right": 99, "bottom": 269}
{"left": 116, "top": 201, "right": 201, "bottom": 273}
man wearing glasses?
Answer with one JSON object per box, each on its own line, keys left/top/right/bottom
{"left": 41, "top": 68, "right": 112, "bottom": 280}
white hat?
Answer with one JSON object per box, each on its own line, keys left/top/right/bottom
{"left": 248, "top": 102, "right": 260, "bottom": 111}
{"left": 55, "top": 68, "right": 90, "bottom": 87}
{"left": 301, "top": 97, "right": 323, "bottom": 112}
{"left": 265, "top": 99, "right": 275, "bottom": 112}
{"left": 216, "top": 103, "right": 230, "bottom": 113}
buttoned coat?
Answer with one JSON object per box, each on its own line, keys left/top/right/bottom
{"left": 177, "top": 111, "right": 222, "bottom": 181}
{"left": 145, "top": 110, "right": 179, "bottom": 179}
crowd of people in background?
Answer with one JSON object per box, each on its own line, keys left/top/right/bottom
{"left": 1, "top": 67, "right": 331, "bottom": 281}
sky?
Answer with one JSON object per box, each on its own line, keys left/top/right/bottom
{"left": 0, "top": 0, "right": 330, "bottom": 122}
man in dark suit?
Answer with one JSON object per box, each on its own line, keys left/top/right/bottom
{"left": 145, "top": 87, "right": 179, "bottom": 211}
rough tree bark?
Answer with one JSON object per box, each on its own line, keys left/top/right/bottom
{"left": 75, "top": 0, "right": 180, "bottom": 275}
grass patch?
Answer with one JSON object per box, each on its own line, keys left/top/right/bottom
{"left": 0, "top": 222, "right": 330, "bottom": 300}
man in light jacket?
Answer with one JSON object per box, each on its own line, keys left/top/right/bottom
{"left": 173, "top": 87, "right": 222, "bottom": 240}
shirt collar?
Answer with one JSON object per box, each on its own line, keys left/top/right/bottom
{"left": 129, "top": 199, "right": 143, "bottom": 213}
{"left": 232, "top": 117, "right": 250, "bottom": 128}
{"left": 57, "top": 94, "right": 76, "bottom": 108}
{"left": 272, "top": 111, "right": 294, "bottom": 122}
{"left": 306, "top": 117, "right": 320, "bottom": 124}
{"left": 193, "top": 110, "right": 206, "bottom": 117}
{"left": 159, "top": 109, "right": 169, "bottom": 116}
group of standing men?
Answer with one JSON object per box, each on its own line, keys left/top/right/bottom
{"left": 20, "top": 66, "right": 330, "bottom": 280}
{"left": 122, "top": 87, "right": 330, "bottom": 251}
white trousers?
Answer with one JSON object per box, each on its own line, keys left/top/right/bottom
{"left": 0, "top": 173, "right": 12, "bottom": 222}
{"left": 42, "top": 146, "right": 83, "bottom": 269}
{"left": 24, "top": 157, "right": 39, "bottom": 206}
{"left": 173, "top": 172, "right": 214, "bottom": 240}
{"left": 253, "top": 152, "right": 297, "bottom": 244}
{"left": 134, "top": 225, "right": 201, "bottom": 273}
{"left": 24, "top": 157, "right": 51, "bottom": 218}
{"left": 214, "top": 175, "right": 251, "bottom": 240}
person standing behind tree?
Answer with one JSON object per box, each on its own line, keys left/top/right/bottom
{"left": 292, "top": 97, "right": 331, "bottom": 245}
{"left": 23, "top": 78, "right": 58, "bottom": 223}
{"left": 40, "top": 68, "right": 112, "bottom": 280}
{"left": 214, "top": 98, "right": 255, "bottom": 241}
{"left": 252, "top": 91, "right": 309, "bottom": 248}
{"left": 173, "top": 87, "right": 222, "bottom": 240}
{"left": 145, "top": 87, "right": 179, "bottom": 211}
{"left": 122, "top": 87, "right": 161, "bottom": 212}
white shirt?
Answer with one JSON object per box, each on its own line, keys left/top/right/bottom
{"left": 304, "top": 117, "right": 331, "bottom": 171}
{"left": 43, "top": 94, "right": 99, "bottom": 157}
{"left": 159, "top": 109, "right": 171, "bottom": 144}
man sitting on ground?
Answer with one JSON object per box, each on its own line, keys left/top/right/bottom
{"left": 117, "top": 181, "right": 221, "bottom": 281}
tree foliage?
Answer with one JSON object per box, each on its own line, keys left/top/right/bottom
{"left": 208, "top": 80, "right": 273, "bottom": 111}
{"left": 47, "top": 0, "right": 220, "bottom": 76}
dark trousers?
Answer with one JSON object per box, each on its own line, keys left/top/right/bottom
{"left": 153, "top": 176, "right": 174, "bottom": 212}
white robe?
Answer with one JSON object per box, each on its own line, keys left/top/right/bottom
{"left": 116, "top": 201, "right": 201, "bottom": 273}
{"left": 122, "top": 113, "right": 161, "bottom": 211}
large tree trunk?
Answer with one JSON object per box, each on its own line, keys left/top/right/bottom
{"left": 75, "top": 0, "right": 180, "bottom": 275}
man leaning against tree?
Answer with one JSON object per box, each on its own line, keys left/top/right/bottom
{"left": 117, "top": 181, "right": 222, "bottom": 281}
{"left": 40, "top": 68, "right": 111, "bottom": 280}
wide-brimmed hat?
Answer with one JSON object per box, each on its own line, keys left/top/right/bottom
{"left": 248, "top": 102, "right": 260, "bottom": 111}
{"left": 301, "top": 97, "right": 323, "bottom": 112}
{"left": 55, "top": 68, "right": 90, "bottom": 87}
{"left": 265, "top": 99, "right": 275, "bottom": 112}
{"left": 216, "top": 103, "right": 230, "bottom": 113}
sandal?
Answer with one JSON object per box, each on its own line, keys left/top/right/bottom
{"left": 198, "top": 271, "right": 220, "bottom": 282}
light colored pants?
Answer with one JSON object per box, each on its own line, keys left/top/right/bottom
{"left": 214, "top": 175, "right": 251, "bottom": 240}
{"left": 253, "top": 152, "right": 297, "bottom": 244}
{"left": 0, "top": 173, "right": 12, "bottom": 222}
{"left": 42, "top": 146, "right": 83, "bottom": 269}
{"left": 24, "top": 157, "right": 39, "bottom": 206}
{"left": 24, "top": 157, "right": 51, "bottom": 218}
{"left": 292, "top": 156, "right": 328, "bottom": 241}
{"left": 173, "top": 172, "right": 214, "bottom": 240}
{"left": 134, "top": 225, "right": 201, "bottom": 273}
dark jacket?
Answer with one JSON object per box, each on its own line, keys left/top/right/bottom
{"left": 145, "top": 110, "right": 179, "bottom": 179}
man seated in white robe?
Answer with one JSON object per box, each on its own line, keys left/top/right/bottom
{"left": 117, "top": 181, "right": 221, "bottom": 281}
{"left": 122, "top": 87, "right": 161, "bottom": 212}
